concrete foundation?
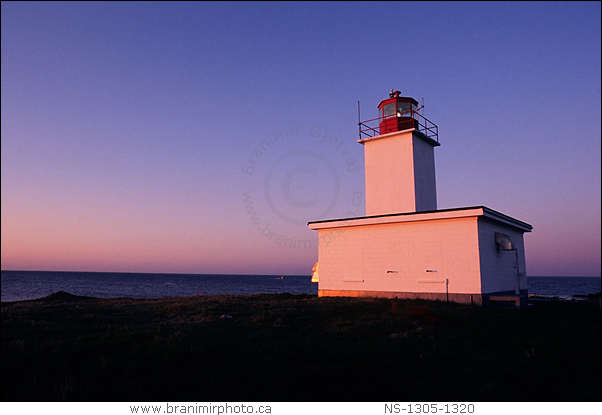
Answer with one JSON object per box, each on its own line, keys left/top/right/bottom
{"left": 319, "top": 288, "right": 529, "bottom": 308}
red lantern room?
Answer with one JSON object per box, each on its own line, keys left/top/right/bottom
{"left": 377, "top": 90, "right": 419, "bottom": 135}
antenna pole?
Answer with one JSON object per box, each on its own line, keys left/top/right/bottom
{"left": 357, "top": 101, "right": 362, "bottom": 140}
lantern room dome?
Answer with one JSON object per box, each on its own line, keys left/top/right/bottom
{"left": 377, "top": 90, "right": 419, "bottom": 135}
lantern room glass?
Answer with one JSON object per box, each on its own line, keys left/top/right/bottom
{"left": 381, "top": 101, "right": 417, "bottom": 119}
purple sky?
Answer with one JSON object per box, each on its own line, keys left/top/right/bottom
{"left": 2, "top": 1, "right": 600, "bottom": 277}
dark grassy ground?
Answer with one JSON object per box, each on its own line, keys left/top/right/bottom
{"left": 1, "top": 292, "right": 600, "bottom": 402}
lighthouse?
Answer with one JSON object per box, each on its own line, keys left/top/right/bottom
{"left": 308, "top": 90, "right": 533, "bottom": 307}
{"left": 361, "top": 90, "right": 439, "bottom": 215}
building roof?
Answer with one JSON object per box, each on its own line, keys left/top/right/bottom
{"left": 308, "top": 206, "right": 533, "bottom": 233}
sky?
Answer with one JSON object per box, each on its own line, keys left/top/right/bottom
{"left": 1, "top": 1, "right": 600, "bottom": 277}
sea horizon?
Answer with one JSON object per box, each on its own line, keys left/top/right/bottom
{"left": 2, "top": 269, "right": 600, "bottom": 278}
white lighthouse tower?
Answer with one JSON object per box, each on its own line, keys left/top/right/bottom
{"left": 309, "top": 90, "right": 532, "bottom": 307}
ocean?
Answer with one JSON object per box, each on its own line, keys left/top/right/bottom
{"left": 0, "top": 271, "right": 318, "bottom": 302}
{"left": 1, "top": 270, "right": 600, "bottom": 303}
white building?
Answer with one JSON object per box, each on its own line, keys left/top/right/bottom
{"left": 308, "top": 91, "right": 532, "bottom": 307}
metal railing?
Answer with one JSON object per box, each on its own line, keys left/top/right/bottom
{"left": 358, "top": 109, "right": 439, "bottom": 142}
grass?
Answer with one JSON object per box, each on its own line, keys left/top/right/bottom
{"left": 1, "top": 292, "right": 600, "bottom": 402}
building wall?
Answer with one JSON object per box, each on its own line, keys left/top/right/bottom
{"left": 412, "top": 134, "right": 438, "bottom": 212}
{"left": 316, "top": 216, "right": 483, "bottom": 296}
{"left": 477, "top": 219, "right": 528, "bottom": 294}
{"left": 364, "top": 130, "right": 416, "bottom": 215}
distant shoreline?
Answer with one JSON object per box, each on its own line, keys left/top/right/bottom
{"left": 2, "top": 270, "right": 600, "bottom": 277}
